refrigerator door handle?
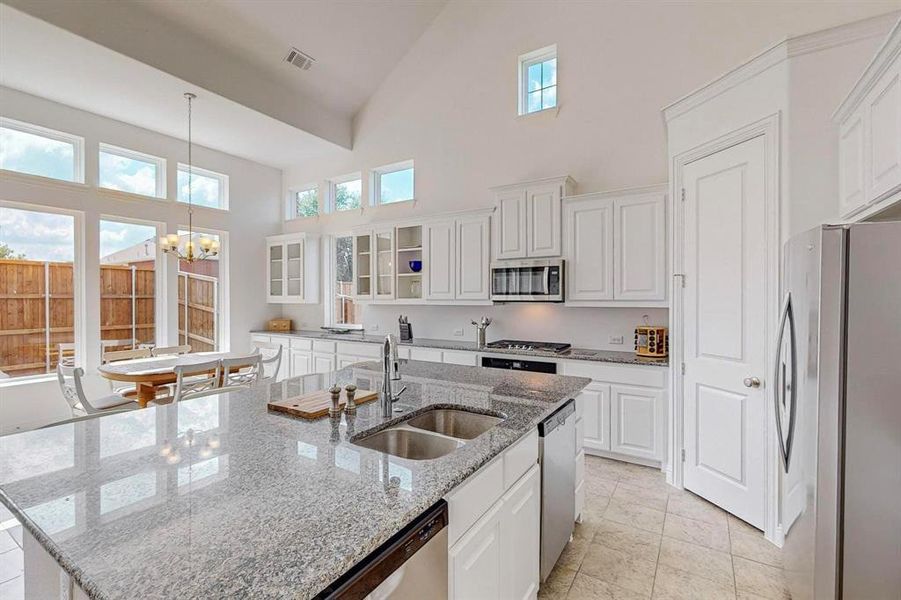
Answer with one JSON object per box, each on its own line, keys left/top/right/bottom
{"left": 773, "top": 292, "right": 798, "bottom": 471}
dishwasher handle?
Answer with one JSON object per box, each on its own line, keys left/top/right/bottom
{"left": 539, "top": 398, "right": 576, "bottom": 436}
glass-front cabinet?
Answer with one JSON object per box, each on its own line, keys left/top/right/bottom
{"left": 268, "top": 243, "right": 283, "bottom": 298}
{"left": 353, "top": 233, "right": 372, "bottom": 298}
{"left": 374, "top": 228, "right": 395, "bottom": 300}
{"left": 396, "top": 225, "right": 423, "bottom": 300}
{"left": 266, "top": 233, "right": 318, "bottom": 304}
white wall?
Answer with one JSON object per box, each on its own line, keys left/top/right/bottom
{"left": 0, "top": 86, "right": 282, "bottom": 428}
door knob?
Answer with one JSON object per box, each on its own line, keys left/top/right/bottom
{"left": 743, "top": 377, "right": 761, "bottom": 388}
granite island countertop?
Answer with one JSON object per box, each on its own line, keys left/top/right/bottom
{"left": 252, "top": 329, "right": 670, "bottom": 368}
{"left": 0, "top": 360, "right": 590, "bottom": 600}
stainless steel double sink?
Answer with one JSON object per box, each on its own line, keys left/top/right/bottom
{"left": 352, "top": 408, "right": 503, "bottom": 460}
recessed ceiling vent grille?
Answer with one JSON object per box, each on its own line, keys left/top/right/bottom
{"left": 285, "top": 47, "right": 315, "bottom": 71}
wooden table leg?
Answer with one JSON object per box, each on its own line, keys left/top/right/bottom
{"left": 136, "top": 383, "right": 157, "bottom": 408}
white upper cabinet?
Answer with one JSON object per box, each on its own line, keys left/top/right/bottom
{"left": 563, "top": 185, "right": 666, "bottom": 304}
{"left": 614, "top": 191, "right": 666, "bottom": 301}
{"left": 373, "top": 228, "right": 395, "bottom": 301}
{"left": 834, "top": 19, "right": 901, "bottom": 219}
{"left": 494, "top": 176, "right": 575, "bottom": 260}
{"left": 353, "top": 232, "right": 372, "bottom": 299}
{"left": 424, "top": 220, "right": 456, "bottom": 301}
{"left": 266, "top": 233, "right": 319, "bottom": 304}
{"left": 456, "top": 215, "right": 491, "bottom": 300}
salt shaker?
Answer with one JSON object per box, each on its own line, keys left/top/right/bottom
{"left": 344, "top": 384, "right": 358, "bottom": 414}
{"left": 328, "top": 385, "right": 343, "bottom": 417}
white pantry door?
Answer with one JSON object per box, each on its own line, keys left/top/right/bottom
{"left": 681, "top": 135, "right": 768, "bottom": 528}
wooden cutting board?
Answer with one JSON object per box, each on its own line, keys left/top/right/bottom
{"left": 268, "top": 388, "right": 379, "bottom": 419}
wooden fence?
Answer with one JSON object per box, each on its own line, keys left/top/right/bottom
{"left": 0, "top": 259, "right": 218, "bottom": 378}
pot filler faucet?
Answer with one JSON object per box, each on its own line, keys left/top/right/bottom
{"left": 381, "top": 334, "right": 406, "bottom": 417}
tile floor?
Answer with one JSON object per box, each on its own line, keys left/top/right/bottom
{"left": 0, "top": 503, "right": 23, "bottom": 600}
{"left": 540, "top": 455, "right": 790, "bottom": 600}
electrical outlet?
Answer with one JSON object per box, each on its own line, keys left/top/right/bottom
{"left": 609, "top": 335, "right": 624, "bottom": 345}
{"left": 453, "top": 328, "right": 464, "bottom": 337}
{"left": 370, "top": 324, "right": 379, "bottom": 332}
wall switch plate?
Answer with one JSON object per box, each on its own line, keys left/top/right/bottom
{"left": 609, "top": 335, "right": 624, "bottom": 345}
{"left": 453, "top": 328, "right": 464, "bottom": 337}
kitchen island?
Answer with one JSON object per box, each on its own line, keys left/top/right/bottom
{"left": 0, "top": 360, "right": 589, "bottom": 599}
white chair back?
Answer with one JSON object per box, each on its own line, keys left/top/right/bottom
{"left": 252, "top": 343, "right": 283, "bottom": 380}
{"left": 56, "top": 364, "right": 136, "bottom": 416}
{"left": 221, "top": 354, "right": 263, "bottom": 389}
{"left": 173, "top": 359, "right": 222, "bottom": 402}
{"left": 57, "top": 342, "right": 76, "bottom": 367}
{"left": 103, "top": 347, "right": 152, "bottom": 363}
{"left": 151, "top": 344, "right": 192, "bottom": 357}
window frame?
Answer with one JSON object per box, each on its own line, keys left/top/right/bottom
{"left": 98, "top": 143, "right": 167, "bottom": 199}
{"left": 371, "top": 160, "right": 415, "bottom": 206}
{"left": 0, "top": 117, "right": 85, "bottom": 183}
{"left": 287, "top": 183, "right": 320, "bottom": 220}
{"left": 327, "top": 172, "right": 363, "bottom": 213}
{"left": 323, "top": 233, "right": 357, "bottom": 327}
{"left": 176, "top": 163, "right": 229, "bottom": 211}
{"left": 518, "top": 44, "right": 558, "bottom": 116}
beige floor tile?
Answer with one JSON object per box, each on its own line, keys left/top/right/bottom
{"left": 657, "top": 537, "right": 734, "bottom": 587}
{"left": 613, "top": 482, "right": 669, "bottom": 512}
{"left": 666, "top": 492, "right": 728, "bottom": 526}
{"left": 662, "top": 512, "right": 731, "bottom": 553}
{"left": 556, "top": 534, "right": 593, "bottom": 572}
{"left": 727, "top": 515, "right": 762, "bottom": 537}
{"left": 539, "top": 566, "right": 578, "bottom": 600}
{"left": 567, "top": 571, "right": 649, "bottom": 600}
{"left": 617, "top": 469, "right": 671, "bottom": 493}
{"left": 580, "top": 496, "right": 611, "bottom": 529}
{"left": 604, "top": 499, "right": 666, "bottom": 534}
{"left": 587, "top": 476, "right": 618, "bottom": 498}
{"left": 729, "top": 529, "right": 782, "bottom": 568}
{"left": 651, "top": 563, "right": 736, "bottom": 600}
{"left": 573, "top": 518, "right": 599, "bottom": 541}
{"left": 579, "top": 543, "right": 657, "bottom": 597}
{"left": 592, "top": 518, "right": 661, "bottom": 563}
{"left": 733, "top": 556, "right": 790, "bottom": 599}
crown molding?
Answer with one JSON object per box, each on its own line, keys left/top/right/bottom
{"left": 833, "top": 15, "right": 901, "bottom": 122}
{"left": 663, "top": 11, "right": 899, "bottom": 123}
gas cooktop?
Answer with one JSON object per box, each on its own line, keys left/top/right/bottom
{"left": 485, "top": 339, "right": 572, "bottom": 353}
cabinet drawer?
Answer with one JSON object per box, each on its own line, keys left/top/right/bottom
{"left": 446, "top": 456, "right": 504, "bottom": 546}
{"left": 503, "top": 429, "right": 539, "bottom": 489}
{"left": 290, "top": 338, "right": 313, "bottom": 351}
{"left": 397, "top": 346, "right": 411, "bottom": 360}
{"left": 251, "top": 334, "right": 270, "bottom": 344}
{"left": 410, "top": 347, "right": 444, "bottom": 363}
{"left": 561, "top": 360, "right": 667, "bottom": 388}
{"left": 443, "top": 350, "right": 478, "bottom": 366}
{"left": 269, "top": 335, "right": 290, "bottom": 347}
{"left": 336, "top": 341, "right": 380, "bottom": 358}
{"left": 312, "top": 340, "right": 336, "bottom": 353}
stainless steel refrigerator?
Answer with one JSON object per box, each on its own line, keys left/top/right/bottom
{"left": 779, "top": 222, "right": 901, "bottom": 600}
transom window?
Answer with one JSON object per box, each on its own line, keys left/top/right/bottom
{"left": 329, "top": 174, "right": 362, "bottom": 212}
{"left": 177, "top": 164, "right": 228, "bottom": 210}
{"left": 290, "top": 185, "right": 319, "bottom": 219}
{"left": 519, "top": 45, "right": 557, "bottom": 115}
{"left": 0, "top": 117, "right": 84, "bottom": 183}
{"left": 372, "top": 161, "right": 414, "bottom": 205}
{"left": 99, "top": 143, "right": 166, "bottom": 198}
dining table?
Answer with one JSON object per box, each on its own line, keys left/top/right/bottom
{"left": 98, "top": 351, "right": 256, "bottom": 407}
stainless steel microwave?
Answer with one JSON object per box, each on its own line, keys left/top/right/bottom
{"left": 490, "top": 259, "right": 564, "bottom": 302}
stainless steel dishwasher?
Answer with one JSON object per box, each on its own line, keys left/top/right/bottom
{"left": 539, "top": 398, "right": 576, "bottom": 582}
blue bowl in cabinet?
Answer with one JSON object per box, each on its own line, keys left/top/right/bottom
{"left": 409, "top": 260, "right": 422, "bottom": 272}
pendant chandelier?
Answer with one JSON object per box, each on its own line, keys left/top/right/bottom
{"left": 160, "top": 92, "right": 219, "bottom": 263}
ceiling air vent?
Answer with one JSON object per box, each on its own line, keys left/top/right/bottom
{"left": 285, "top": 47, "right": 315, "bottom": 71}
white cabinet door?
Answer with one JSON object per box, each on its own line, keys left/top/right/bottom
{"left": 839, "top": 111, "right": 867, "bottom": 216}
{"left": 312, "top": 352, "right": 335, "bottom": 374}
{"left": 457, "top": 215, "right": 490, "bottom": 300}
{"left": 290, "top": 350, "right": 312, "bottom": 377}
{"left": 580, "top": 384, "right": 610, "bottom": 452}
{"left": 527, "top": 182, "right": 562, "bottom": 257}
{"left": 450, "top": 502, "right": 502, "bottom": 600}
{"left": 424, "top": 221, "right": 455, "bottom": 301}
{"left": 563, "top": 196, "right": 614, "bottom": 301}
{"left": 610, "top": 384, "right": 663, "bottom": 461}
{"left": 443, "top": 350, "right": 479, "bottom": 366}
{"left": 267, "top": 242, "right": 284, "bottom": 302}
{"left": 613, "top": 192, "right": 665, "bottom": 301}
{"left": 353, "top": 233, "right": 373, "bottom": 299}
{"left": 500, "top": 464, "right": 540, "bottom": 600}
{"left": 866, "top": 65, "right": 901, "bottom": 202}
{"left": 495, "top": 189, "right": 528, "bottom": 259}
{"left": 410, "top": 347, "right": 443, "bottom": 363}
{"left": 284, "top": 241, "right": 304, "bottom": 301}
{"left": 336, "top": 354, "right": 358, "bottom": 369}
{"left": 373, "top": 228, "right": 395, "bottom": 300}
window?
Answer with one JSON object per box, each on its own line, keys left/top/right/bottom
{"left": 0, "top": 117, "right": 84, "bottom": 183}
{"left": 519, "top": 45, "right": 557, "bottom": 115}
{"left": 333, "top": 235, "right": 358, "bottom": 325}
{"left": 329, "top": 174, "right": 362, "bottom": 212}
{"left": 290, "top": 185, "right": 319, "bottom": 219}
{"left": 177, "top": 229, "right": 223, "bottom": 352}
{"left": 99, "top": 219, "right": 159, "bottom": 352}
{"left": 372, "top": 161, "right": 414, "bottom": 205}
{"left": 99, "top": 144, "right": 165, "bottom": 198}
{"left": 0, "top": 204, "right": 78, "bottom": 378}
{"left": 177, "top": 164, "right": 228, "bottom": 210}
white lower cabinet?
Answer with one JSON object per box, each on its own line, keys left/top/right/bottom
{"left": 291, "top": 350, "right": 312, "bottom": 377}
{"left": 610, "top": 384, "right": 664, "bottom": 461}
{"left": 409, "top": 347, "right": 444, "bottom": 363}
{"left": 501, "top": 464, "right": 541, "bottom": 600}
{"left": 579, "top": 383, "right": 610, "bottom": 452}
{"left": 312, "top": 352, "right": 335, "bottom": 374}
{"left": 450, "top": 502, "right": 503, "bottom": 600}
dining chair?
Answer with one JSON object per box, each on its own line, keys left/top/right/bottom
{"left": 151, "top": 344, "right": 192, "bottom": 357}
{"left": 57, "top": 342, "right": 76, "bottom": 366}
{"left": 221, "top": 354, "right": 264, "bottom": 389}
{"left": 173, "top": 359, "right": 222, "bottom": 402}
{"left": 56, "top": 364, "right": 137, "bottom": 417}
{"left": 252, "top": 342, "right": 283, "bottom": 380}
{"left": 103, "top": 347, "right": 152, "bottom": 363}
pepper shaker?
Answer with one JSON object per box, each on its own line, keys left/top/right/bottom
{"left": 328, "top": 385, "right": 343, "bottom": 417}
{"left": 344, "top": 384, "right": 358, "bottom": 414}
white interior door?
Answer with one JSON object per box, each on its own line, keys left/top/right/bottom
{"left": 681, "top": 135, "right": 768, "bottom": 528}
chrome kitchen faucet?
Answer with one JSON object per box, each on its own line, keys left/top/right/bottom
{"left": 381, "top": 334, "right": 406, "bottom": 417}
